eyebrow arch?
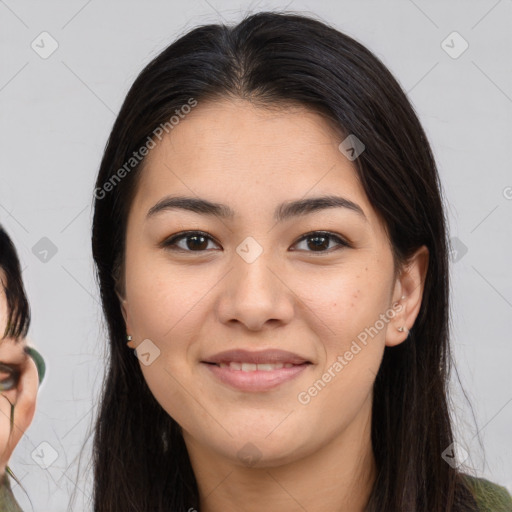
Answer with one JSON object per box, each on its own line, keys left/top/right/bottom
{"left": 147, "top": 195, "right": 367, "bottom": 223}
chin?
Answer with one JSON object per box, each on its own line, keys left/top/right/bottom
{"left": 210, "top": 433, "right": 309, "bottom": 469}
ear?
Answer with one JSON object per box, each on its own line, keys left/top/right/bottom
{"left": 386, "top": 245, "right": 429, "bottom": 347}
{"left": 115, "top": 290, "right": 136, "bottom": 349}
{"left": 116, "top": 289, "right": 128, "bottom": 324}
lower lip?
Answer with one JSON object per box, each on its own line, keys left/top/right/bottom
{"left": 202, "top": 362, "right": 310, "bottom": 392}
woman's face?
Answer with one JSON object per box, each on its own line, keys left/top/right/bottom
{"left": 121, "top": 98, "right": 424, "bottom": 467}
{"left": 0, "top": 269, "right": 39, "bottom": 476}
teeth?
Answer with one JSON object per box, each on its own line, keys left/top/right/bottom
{"left": 256, "top": 363, "right": 281, "bottom": 371}
{"left": 218, "top": 362, "right": 296, "bottom": 371}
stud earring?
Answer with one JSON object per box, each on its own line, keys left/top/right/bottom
{"left": 126, "top": 335, "right": 132, "bottom": 343}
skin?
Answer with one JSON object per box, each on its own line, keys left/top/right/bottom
{"left": 0, "top": 269, "right": 39, "bottom": 478}
{"left": 120, "top": 98, "right": 429, "bottom": 512}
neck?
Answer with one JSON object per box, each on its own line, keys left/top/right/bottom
{"left": 185, "top": 395, "right": 377, "bottom": 512}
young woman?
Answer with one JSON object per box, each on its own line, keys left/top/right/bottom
{"left": 0, "top": 225, "right": 45, "bottom": 512}
{"left": 90, "top": 11, "right": 512, "bottom": 511}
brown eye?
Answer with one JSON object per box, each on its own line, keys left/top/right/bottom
{"left": 0, "top": 363, "right": 21, "bottom": 392}
{"left": 292, "top": 231, "right": 350, "bottom": 253}
{"left": 162, "top": 231, "right": 219, "bottom": 252}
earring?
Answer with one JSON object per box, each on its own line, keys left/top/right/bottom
{"left": 126, "top": 335, "right": 132, "bottom": 342}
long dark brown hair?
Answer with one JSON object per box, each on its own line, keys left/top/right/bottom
{"left": 89, "top": 11, "right": 480, "bottom": 511}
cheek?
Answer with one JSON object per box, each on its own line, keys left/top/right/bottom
{"left": 125, "top": 253, "right": 208, "bottom": 341}
{"left": 299, "top": 263, "right": 393, "bottom": 411}
{"left": 127, "top": 263, "right": 200, "bottom": 425}
{"left": 302, "top": 266, "right": 390, "bottom": 348}
{"left": 125, "top": 257, "right": 214, "bottom": 420}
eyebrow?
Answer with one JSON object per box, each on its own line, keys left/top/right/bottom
{"left": 147, "top": 195, "right": 367, "bottom": 223}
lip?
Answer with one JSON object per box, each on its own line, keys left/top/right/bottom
{"left": 202, "top": 349, "right": 311, "bottom": 365}
{"left": 201, "top": 349, "right": 312, "bottom": 392}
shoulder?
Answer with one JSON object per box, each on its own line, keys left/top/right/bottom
{"left": 460, "top": 473, "right": 512, "bottom": 512}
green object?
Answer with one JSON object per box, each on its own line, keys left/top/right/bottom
{"left": 24, "top": 347, "right": 45, "bottom": 385}
{"left": 0, "top": 471, "right": 23, "bottom": 512}
{"left": 463, "top": 474, "right": 512, "bottom": 511}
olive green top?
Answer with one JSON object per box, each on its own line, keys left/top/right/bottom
{"left": 463, "top": 474, "right": 512, "bottom": 512}
{"left": 0, "top": 472, "right": 23, "bottom": 512}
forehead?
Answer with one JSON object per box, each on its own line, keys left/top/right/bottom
{"left": 145, "top": 98, "right": 344, "bottom": 168}
{"left": 131, "top": 98, "right": 384, "bottom": 232}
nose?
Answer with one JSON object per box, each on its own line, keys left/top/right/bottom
{"left": 215, "top": 249, "right": 295, "bottom": 332}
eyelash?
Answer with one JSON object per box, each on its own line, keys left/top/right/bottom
{"left": 161, "top": 230, "right": 351, "bottom": 255}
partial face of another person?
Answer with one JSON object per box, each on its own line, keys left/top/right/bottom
{"left": 120, "top": 98, "right": 427, "bottom": 467}
{"left": 0, "top": 269, "right": 38, "bottom": 476}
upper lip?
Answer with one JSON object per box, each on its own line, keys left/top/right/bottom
{"left": 202, "top": 349, "right": 312, "bottom": 365}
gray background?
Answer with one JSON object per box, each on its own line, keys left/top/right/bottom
{"left": 0, "top": 0, "right": 511, "bottom": 510}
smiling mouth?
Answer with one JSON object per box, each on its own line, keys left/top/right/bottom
{"left": 201, "top": 349, "right": 313, "bottom": 390}
{"left": 202, "top": 360, "right": 312, "bottom": 392}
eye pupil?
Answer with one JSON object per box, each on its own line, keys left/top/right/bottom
{"left": 308, "top": 235, "right": 329, "bottom": 251}
{"left": 187, "top": 235, "right": 208, "bottom": 251}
